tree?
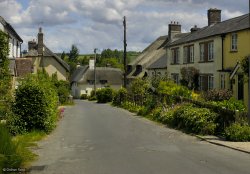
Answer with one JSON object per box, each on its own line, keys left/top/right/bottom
{"left": 180, "top": 67, "right": 199, "bottom": 90}
{"left": 240, "top": 55, "right": 250, "bottom": 76}
{"left": 61, "top": 51, "right": 66, "bottom": 60}
{"left": 68, "top": 44, "right": 79, "bottom": 63}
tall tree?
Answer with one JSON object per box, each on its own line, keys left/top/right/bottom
{"left": 61, "top": 51, "right": 66, "bottom": 60}
{"left": 68, "top": 44, "right": 79, "bottom": 63}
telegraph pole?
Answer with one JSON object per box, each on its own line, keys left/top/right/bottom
{"left": 94, "top": 48, "right": 97, "bottom": 96}
{"left": 248, "top": 0, "right": 250, "bottom": 124}
{"left": 123, "top": 16, "right": 127, "bottom": 88}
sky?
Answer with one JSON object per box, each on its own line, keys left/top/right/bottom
{"left": 0, "top": 0, "right": 249, "bottom": 54}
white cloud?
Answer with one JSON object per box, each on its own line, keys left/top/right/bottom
{"left": 0, "top": 0, "right": 248, "bottom": 53}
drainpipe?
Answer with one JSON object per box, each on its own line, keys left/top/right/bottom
{"left": 221, "top": 33, "right": 226, "bottom": 71}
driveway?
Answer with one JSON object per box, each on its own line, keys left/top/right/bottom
{"left": 31, "top": 100, "right": 250, "bottom": 174}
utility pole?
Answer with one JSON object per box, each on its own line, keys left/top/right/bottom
{"left": 123, "top": 16, "right": 127, "bottom": 88}
{"left": 248, "top": 0, "right": 250, "bottom": 124}
{"left": 94, "top": 48, "right": 97, "bottom": 96}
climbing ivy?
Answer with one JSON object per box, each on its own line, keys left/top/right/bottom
{"left": 0, "top": 30, "right": 12, "bottom": 120}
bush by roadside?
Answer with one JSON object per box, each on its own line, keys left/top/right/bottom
{"left": 8, "top": 71, "right": 59, "bottom": 135}
{"left": 224, "top": 123, "right": 250, "bottom": 142}
{"left": 96, "top": 87, "right": 114, "bottom": 103}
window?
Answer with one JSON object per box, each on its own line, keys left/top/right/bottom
{"left": 171, "top": 74, "right": 179, "bottom": 84}
{"left": 220, "top": 74, "right": 226, "bottom": 89}
{"left": 231, "top": 33, "right": 238, "bottom": 51}
{"left": 208, "top": 42, "right": 214, "bottom": 61}
{"left": 198, "top": 74, "right": 214, "bottom": 91}
{"left": 183, "top": 45, "right": 194, "bottom": 63}
{"left": 200, "top": 44, "right": 204, "bottom": 61}
{"left": 208, "top": 75, "right": 214, "bottom": 90}
{"left": 157, "top": 72, "right": 161, "bottom": 76}
{"left": 171, "top": 48, "right": 179, "bottom": 64}
{"left": 87, "top": 80, "right": 94, "bottom": 85}
{"left": 199, "top": 41, "right": 214, "bottom": 62}
{"left": 100, "top": 80, "right": 108, "bottom": 85}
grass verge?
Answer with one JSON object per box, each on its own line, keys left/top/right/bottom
{"left": 0, "top": 124, "right": 46, "bottom": 173}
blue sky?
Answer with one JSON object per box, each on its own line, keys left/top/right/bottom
{"left": 0, "top": 0, "right": 249, "bottom": 54}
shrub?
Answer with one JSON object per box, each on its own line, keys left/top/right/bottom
{"left": 80, "top": 94, "right": 88, "bottom": 100}
{"left": 148, "top": 107, "right": 162, "bottom": 122}
{"left": 209, "top": 97, "right": 246, "bottom": 112}
{"left": 11, "top": 72, "right": 59, "bottom": 133}
{"left": 0, "top": 124, "right": 23, "bottom": 170}
{"left": 54, "top": 80, "right": 70, "bottom": 104}
{"left": 113, "top": 88, "right": 128, "bottom": 106}
{"left": 157, "top": 81, "right": 191, "bottom": 104}
{"left": 224, "top": 123, "right": 250, "bottom": 141}
{"left": 202, "top": 89, "right": 232, "bottom": 102}
{"left": 96, "top": 87, "right": 114, "bottom": 103}
{"left": 121, "top": 101, "right": 143, "bottom": 113}
{"left": 171, "top": 104, "right": 218, "bottom": 135}
{"left": 88, "top": 90, "right": 97, "bottom": 101}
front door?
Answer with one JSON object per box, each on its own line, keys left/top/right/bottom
{"left": 238, "top": 75, "right": 244, "bottom": 100}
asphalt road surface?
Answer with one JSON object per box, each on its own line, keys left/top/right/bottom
{"left": 31, "top": 100, "right": 250, "bottom": 174}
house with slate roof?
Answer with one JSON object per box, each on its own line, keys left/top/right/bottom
{"left": 146, "top": 55, "right": 168, "bottom": 79}
{"left": 70, "top": 60, "right": 123, "bottom": 98}
{"left": 126, "top": 20, "right": 189, "bottom": 84}
{"left": 166, "top": 8, "right": 250, "bottom": 105}
{"left": 25, "top": 28, "right": 70, "bottom": 81}
{"left": 0, "top": 16, "right": 23, "bottom": 77}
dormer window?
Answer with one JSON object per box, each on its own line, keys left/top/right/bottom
{"left": 231, "top": 33, "right": 238, "bottom": 51}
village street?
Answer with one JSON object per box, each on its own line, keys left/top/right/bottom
{"left": 31, "top": 100, "right": 250, "bottom": 174}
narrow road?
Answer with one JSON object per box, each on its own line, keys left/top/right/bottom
{"left": 31, "top": 100, "right": 250, "bottom": 174}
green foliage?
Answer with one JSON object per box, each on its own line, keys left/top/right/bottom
{"left": 113, "top": 88, "right": 128, "bottom": 106}
{"left": 88, "top": 90, "right": 97, "bottom": 101}
{"left": 148, "top": 107, "right": 162, "bottom": 122}
{"left": 54, "top": 80, "right": 70, "bottom": 104}
{"left": 202, "top": 89, "right": 233, "bottom": 102}
{"left": 97, "top": 57, "right": 123, "bottom": 69}
{"left": 68, "top": 44, "right": 79, "bottom": 63}
{"left": 209, "top": 97, "right": 246, "bottom": 112}
{"left": 11, "top": 71, "right": 59, "bottom": 133}
{"left": 128, "top": 78, "right": 150, "bottom": 105}
{"left": 170, "top": 104, "right": 218, "bottom": 135}
{"left": 157, "top": 81, "right": 191, "bottom": 104}
{"left": 61, "top": 51, "right": 66, "bottom": 60}
{"left": 121, "top": 101, "right": 143, "bottom": 113}
{"left": 0, "top": 30, "right": 12, "bottom": 121}
{"left": 180, "top": 67, "right": 199, "bottom": 90}
{"left": 224, "top": 123, "right": 250, "bottom": 141}
{"left": 0, "top": 124, "right": 23, "bottom": 171}
{"left": 80, "top": 94, "right": 88, "bottom": 100}
{"left": 240, "top": 55, "right": 250, "bottom": 75}
{"left": 96, "top": 88, "right": 114, "bottom": 103}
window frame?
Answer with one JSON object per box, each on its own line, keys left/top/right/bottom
{"left": 231, "top": 33, "right": 238, "bottom": 51}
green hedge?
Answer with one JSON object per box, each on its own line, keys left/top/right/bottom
{"left": 96, "top": 88, "right": 114, "bottom": 103}
{"left": 224, "top": 123, "right": 250, "bottom": 142}
{"left": 170, "top": 104, "right": 218, "bottom": 135}
{"left": 9, "top": 72, "right": 58, "bottom": 134}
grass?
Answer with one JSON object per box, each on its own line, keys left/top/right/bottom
{"left": 0, "top": 124, "right": 46, "bottom": 172}
{"left": 13, "top": 131, "right": 46, "bottom": 167}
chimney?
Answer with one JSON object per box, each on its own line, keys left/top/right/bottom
{"left": 89, "top": 58, "right": 95, "bottom": 70}
{"left": 28, "top": 39, "right": 36, "bottom": 51}
{"left": 190, "top": 25, "right": 200, "bottom": 33}
{"left": 37, "top": 27, "right": 44, "bottom": 55}
{"left": 207, "top": 8, "right": 221, "bottom": 26}
{"left": 168, "top": 21, "right": 181, "bottom": 40}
